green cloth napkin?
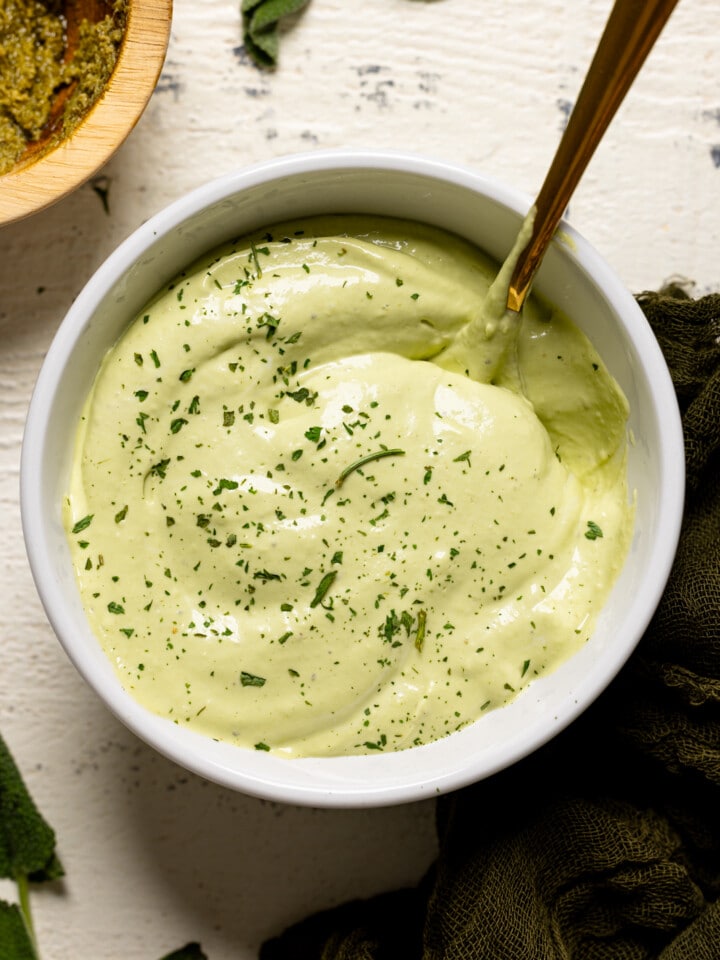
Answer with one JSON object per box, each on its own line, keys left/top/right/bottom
{"left": 260, "top": 288, "right": 720, "bottom": 960}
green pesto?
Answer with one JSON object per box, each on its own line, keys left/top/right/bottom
{"left": 0, "top": 0, "right": 127, "bottom": 175}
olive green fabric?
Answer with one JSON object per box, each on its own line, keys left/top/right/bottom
{"left": 260, "top": 289, "right": 720, "bottom": 960}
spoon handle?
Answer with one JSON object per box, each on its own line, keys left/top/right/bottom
{"left": 506, "top": 0, "right": 681, "bottom": 313}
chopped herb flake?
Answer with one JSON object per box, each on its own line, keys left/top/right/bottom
{"left": 240, "top": 671, "right": 266, "bottom": 687}
{"left": 310, "top": 570, "right": 337, "bottom": 607}
{"left": 336, "top": 448, "right": 405, "bottom": 487}
{"left": 72, "top": 515, "right": 93, "bottom": 534}
{"left": 585, "top": 521, "right": 604, "bottom": 540}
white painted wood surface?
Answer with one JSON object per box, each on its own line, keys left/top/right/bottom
{"left": 1, "top": 1, "right": 718, "bottom": 956}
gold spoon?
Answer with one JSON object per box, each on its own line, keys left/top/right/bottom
{"left": 506, "top": 0, "right": 681, "bottom": 313}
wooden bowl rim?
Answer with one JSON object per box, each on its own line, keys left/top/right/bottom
{"left": 0, "top": 0, "right": 173, "bottom": 227}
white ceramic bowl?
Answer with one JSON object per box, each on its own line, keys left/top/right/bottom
{"left": 21, "top": 151, "right": 684, "bottom": 807}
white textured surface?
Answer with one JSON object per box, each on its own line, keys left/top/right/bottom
{"left": 1, "top": 1, "right": 718, "bottom": 957}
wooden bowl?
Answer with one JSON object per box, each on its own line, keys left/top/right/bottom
{"left": 0, "top": 0, "right": 172, "bottom": 226}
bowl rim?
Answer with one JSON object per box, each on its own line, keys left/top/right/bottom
{"left": 0, "top": 0, "right": 173, "bottom": 227}
{"left": 20, "top": 149, "right": 686, "bottom": 807}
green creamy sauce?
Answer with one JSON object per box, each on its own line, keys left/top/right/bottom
{"left": 65, "top": 216, "right": 632, "bottom": 757}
